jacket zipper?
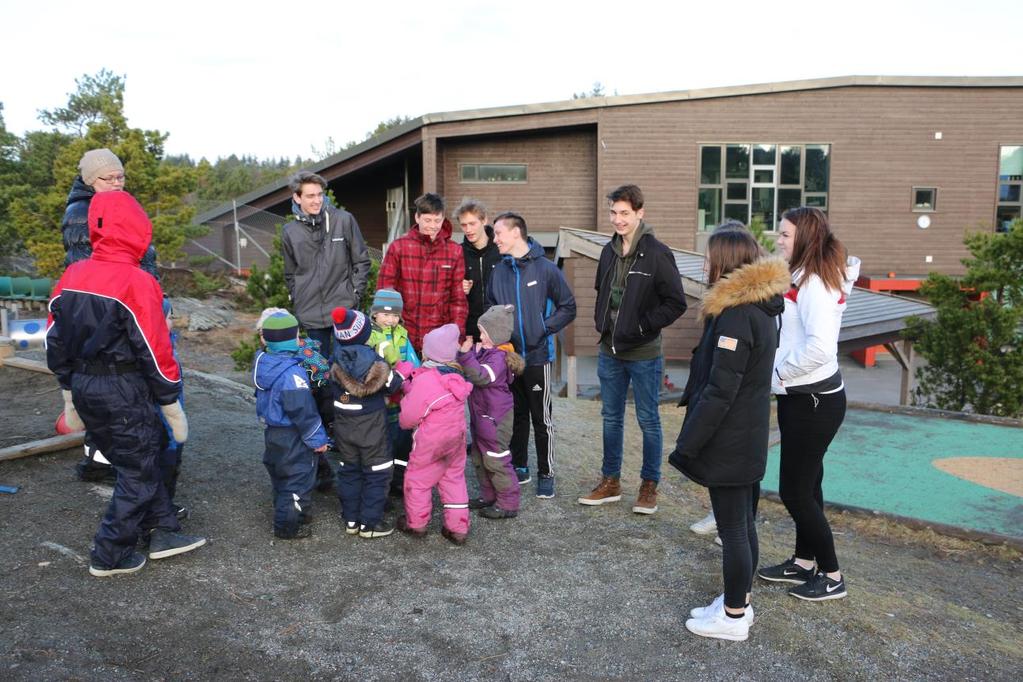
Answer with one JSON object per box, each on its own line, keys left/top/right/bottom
{"left": 598, "top": 259, "right": 616, "bottom": 352}
{"left": 611, "top": 271, "right": 630, "bottom": 355}
{"left": 479, "top": 254, "right": 486, "bottom": 304}
{"left": 318, "top": 211, "right": 330, "bottom": 322}
{"left": 513, "top": 259, "right": 526, "bottom": 356}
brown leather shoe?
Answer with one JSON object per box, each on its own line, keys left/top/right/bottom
{"left": 632, "top": 479, "right": 658, "bottom": 514}
{"left": 577, "top": 476, "right": 622, "bottom": 506}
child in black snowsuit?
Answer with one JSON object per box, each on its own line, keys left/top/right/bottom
{"left": 329, "top": 307, "right": 410, "bottom": 539}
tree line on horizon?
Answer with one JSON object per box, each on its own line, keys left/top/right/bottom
{"left": 0, "top": 70, "right": 409, "bottom": 277}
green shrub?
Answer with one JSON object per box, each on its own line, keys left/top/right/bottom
{"left": 231, "top": 331, "right": 261, "bottom": 371}
{"left": 905, "top": 219, "right": 1023, "bottom": 417}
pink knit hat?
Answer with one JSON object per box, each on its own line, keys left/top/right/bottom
{"left": 422, "top": 324, "right": 460, "bottom": 363}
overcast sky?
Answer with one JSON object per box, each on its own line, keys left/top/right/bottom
{"left": 1, "top": 0, "right": 1019, "bottom": 162}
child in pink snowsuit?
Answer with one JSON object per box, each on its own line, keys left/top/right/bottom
{"left": 398, "top": 324, "right": 473, "bottom": 545}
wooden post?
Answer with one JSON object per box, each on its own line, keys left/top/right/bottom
{"left": 553, "top": 334, "right": 562, "bottom": 384}
{"left": 0, "top": 433, "right": 85, "bottom": 462}
{"left": 0, "top": 357, "right": 52, "bottom": 373}
{"left": 899, "top": 338, "right": 915, "bottom": 406}
{"left": 566, "top": 355, "right": 577, "bottom": 400}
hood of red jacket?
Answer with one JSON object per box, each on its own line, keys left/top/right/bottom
{"left": 411, "top": 218, "right": 453, "bottom": 244}
{"left": 88, "top": 191, "right": 152, "bottom": 265}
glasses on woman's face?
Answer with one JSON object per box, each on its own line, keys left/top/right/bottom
{"left": 97, "top": 174, "right": 126, "bottom": 184}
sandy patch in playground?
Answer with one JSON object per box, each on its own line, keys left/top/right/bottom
{"left": 933, "top": 457, "right": 1023, "bottom": 497}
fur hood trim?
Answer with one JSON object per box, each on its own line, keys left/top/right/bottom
{"left": 701, "top": 258, "right": 790, "bottom": 319}
{"left": 505, "top": 350, "right": 526, "bottom": 376}
{"left": 330, "top": 359, "right": 390, "bottom": 397}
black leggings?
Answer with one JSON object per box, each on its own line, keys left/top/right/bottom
{"left": 776, "top": 390, "right": 846, "bottom": 573}
{"left": 708, "top": 483, "right": 760, "bottom": 610}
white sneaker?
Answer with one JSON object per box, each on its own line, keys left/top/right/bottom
{"left": 689, "top": 594, "right": 755, "bottom": 624}
{"left": 690, "top": 512, "right": 717, "bottom": 535}
{"left": 714, "top": 535, "right": 722, "bottom": 546}
{"left": 685, "top": 611, "right": 750, "bottom": 641}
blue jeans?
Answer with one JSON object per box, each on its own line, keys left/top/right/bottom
{"left": 598, "top": 351, "right": 664, "bottom": 483}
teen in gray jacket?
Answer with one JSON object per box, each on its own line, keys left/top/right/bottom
{"left": 281, "top": 171, "right": 371, "bottom": 355}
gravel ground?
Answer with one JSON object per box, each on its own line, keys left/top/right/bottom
{"left": 1, "top": 328, "right": 1020, "bottom": 681}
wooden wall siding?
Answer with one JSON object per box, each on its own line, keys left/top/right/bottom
{"left": 436, "top": 128, "right": 598, "bottom": 234}
{"left": 592, "top": 86, "right": 1023, "bottom": 276}
{"left": 336, "top": 181, "right": 387, "bottom": 253}
{"left": 564, "top": 254, "right": 702, "bottom": 360}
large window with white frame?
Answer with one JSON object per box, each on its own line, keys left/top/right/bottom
{"left": 697, "top": 143, "right": 830, "bottom": 231}
{"left": 997, "top": 145, "right": 1022, "bottom": 233}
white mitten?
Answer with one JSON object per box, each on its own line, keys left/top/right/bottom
{"left": 62, "top": 390, "right": 85, "bottom": 431}
{"left": 160, "top": 401, "right": 189, "bottom": 443}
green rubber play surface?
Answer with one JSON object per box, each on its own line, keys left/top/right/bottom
{"left": 763, "top": 408, "right": 1023, "bottom": 539}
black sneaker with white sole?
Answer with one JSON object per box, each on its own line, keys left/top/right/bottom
{"left": 89, "top": 551, "right": 147, "bottom": 577}
{"left": 359, "top": 521, "right": 394, "bottom": 539}
{"left": 757, "top": 556, "right": 815, "bottom": 584}
{"left": 148, "top": 530, "right": 207, "bottom": 559}
{"left": 788, "top": 572, "right": 847, "bottom": 601}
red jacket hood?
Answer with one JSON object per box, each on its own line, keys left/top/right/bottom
{"left": 88, "top": 191, "right": 152, "bottom": 265}
{"left": 411, "top": 218, "right": 454, "bottom": 244}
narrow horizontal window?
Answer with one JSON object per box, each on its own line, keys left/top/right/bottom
{"left": 460, "top": 163, "right": 527, "bottom": 183}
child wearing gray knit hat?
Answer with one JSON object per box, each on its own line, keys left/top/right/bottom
{"left": 476, "top": 304, "right": 515, "bottom": 347}
{"left": 457, "top": 304, "right": 524, "bottom": 519}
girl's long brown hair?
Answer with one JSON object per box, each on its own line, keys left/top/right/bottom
{"left": 781, "top": 207, "right": 847, "bottom": 292}
{"left": 706, "top": 224, "right": 762, "bottom": 286}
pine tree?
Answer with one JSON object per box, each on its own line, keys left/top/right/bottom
{"left": 906, "top": 219, "right": 1023, "bottom": 417}
{"left": 9, "top": 70, "right": 198, "bottom": 276}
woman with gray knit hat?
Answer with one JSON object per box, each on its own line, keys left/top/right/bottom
{"left": 61, "top": 148, "right": 160, "bottom": 279}
{"left": 62, "top": 148, "right": 162, "bottom": 485}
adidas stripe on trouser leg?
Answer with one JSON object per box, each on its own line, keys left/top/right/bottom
{"left": 509, "top": 363, "right": 555, "bottom": 478}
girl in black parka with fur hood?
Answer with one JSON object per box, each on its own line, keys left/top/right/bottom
{"left": 668, "top": 226, "right": 789, "bottom": 642}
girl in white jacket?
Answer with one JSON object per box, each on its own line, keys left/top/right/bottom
{"left": 758, "top": 207, "right": 859, "bottom": 602}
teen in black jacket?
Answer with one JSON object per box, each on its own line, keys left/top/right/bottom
{"left": 593, "top": 225, "right": 687, "bottom": 354}
{"left": 668, "top": 227, "right": 788, "bottom": 642}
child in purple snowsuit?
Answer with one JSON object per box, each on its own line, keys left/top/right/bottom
{"left": 457, "top": 304, "right": 524, "bottom": 519}
{"left": 397, "top": 324, "right": 474, "bottom": 545}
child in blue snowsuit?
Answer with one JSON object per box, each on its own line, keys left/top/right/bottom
{"left": 254, "top": 310, "right": 330, "bottom": 539}
{"left": 329, "top": 306, "right": 410, "bottom": 539}
{"left": 258, "top": 306, "right": 335, "bottom": 493}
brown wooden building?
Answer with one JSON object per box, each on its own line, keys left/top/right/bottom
{"left": 195, "top": 75, "right": 1023, "bottom": 279}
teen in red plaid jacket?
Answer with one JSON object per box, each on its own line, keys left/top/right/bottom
{"left": 378, "top": 193, "right": 467, "bottom": 351}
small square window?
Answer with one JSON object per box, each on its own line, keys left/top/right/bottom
{"left": 913, "top": 187, "right": 937, "bottom": 212}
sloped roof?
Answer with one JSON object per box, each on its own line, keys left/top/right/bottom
{"left": 195, "top": 75, "right": 1023, "bottom": 226}
{"left": 556, "top": 228, "right": 937, "bottom": 348}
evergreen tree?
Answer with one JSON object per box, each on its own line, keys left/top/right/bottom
{"left": 906, "top": 220, "right": 1023, "bottom": 417}
{"left": 9, "top": 70, "right": 198, "bottom": 276}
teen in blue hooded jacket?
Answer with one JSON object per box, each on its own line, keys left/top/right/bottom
{"left": 485, "top": 212, "right": 576, "bottom": 498}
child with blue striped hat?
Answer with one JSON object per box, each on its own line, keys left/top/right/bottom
{"left": 254, "top": 309, "right": 331, "bottom": 539}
